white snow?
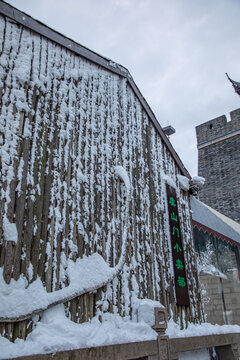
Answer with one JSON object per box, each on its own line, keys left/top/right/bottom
{"left": 177, "top": 175, "right": 190, "bottom": 191}
{"left": 0, "top": 304, "right": 158, "bottom": 359}
{"left": 162, "top": 172, "right": 176, "bottom": 189}
{"left": 191, "top": 176, "right": 205, "bottom": 187}
{"left": 198, "top": 263, "right": 227, "bottom": 279}
{"left": 166, "top": 318, "right": 240, "bottom": 338}
{"left": 3, "top": 217, "right": 18, "bottom": 243}
{"left": 115, "top": 165, "right": 131, "bottom": 194}
{"left": 1, "top": 304, "right": 240, "bottom": 359}
{"left": 0, "top": 252, "right": 125, "bottom": 319}
{"left": 136, "top": 299, "right": 164, "bottom": 326}
{"left": 27, "top": 263, "right": 34, "bottom": 282}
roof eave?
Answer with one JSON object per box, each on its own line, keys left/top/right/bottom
{"left": 193, "top": 220, "right": 240, "bottom": 248}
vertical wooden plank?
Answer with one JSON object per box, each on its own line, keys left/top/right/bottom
{"left": 84, "top": 293, "right": 88, "bottom": 322}
{"left": 70, "top": 298, "right": 77, "bottom": 322}
{"left": 89, "top": 293, "right": 94, "bottom": 320}
{"left": 45, "top": 215, "right": 54, "bottom": 292}
{"left": 13, "top": 136, "right": 30, "bottom": 280}
{"left": 27, "top": 85, "right": 43, "bottom": 280}
{"left": 1, "top": 22, "right": 25, "bottom": 283}
{"left": 3, "top": 241, "right": 15, "bottom": 284}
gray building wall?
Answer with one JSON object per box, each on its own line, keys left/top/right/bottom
{"left": 200, "top": 271, "right": 240, "bottom": 326}
{"left": 196, "top": 108, "right": 240, "bottom": 223}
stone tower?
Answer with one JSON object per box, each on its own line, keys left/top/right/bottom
{"left": 196, "top": 108, "right": 240, "bottom": 223}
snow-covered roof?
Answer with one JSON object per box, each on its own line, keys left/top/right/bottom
{"left": 190, "top": 196, "right": 240, "bottom": 246}
{"left": 0, "top": 0, "right": 189, "bottom": 178}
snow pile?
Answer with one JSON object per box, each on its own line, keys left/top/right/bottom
{"left": 115, "top": 166, "right": 131, "bottom": 194}
{"left": 162, "top": 172, "right": 176, "bottom": 189}
{"left": 166, "top": 318, "right": 240, "bottom": 338}
{"left": 3, "top": 217, "right": 18, "bottom": 243}
{"left": 1, "top": 303, "right": 240, "bottom": 359}
{"left": 0, "top": 253, "right": 122, "bottom": 319}
{"left": 177, "top": 175, "right": 190, "bottom": 191}
{"left": 136, "top": 299, "right": 164, "bottom": 326}
{"left": 198, "top": 263, "right": 227, "bottom": 279}
{"left": 191, "top": 176, "right": 205, "bottom": 187}
{"left": 0, "top": 304, "right": 158, "bottom": 359}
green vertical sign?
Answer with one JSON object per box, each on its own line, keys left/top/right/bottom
{"left": 166, "top": 184, "right": 190, "bottom": 306}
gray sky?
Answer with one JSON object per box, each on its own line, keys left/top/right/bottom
{"left": 6, "top": 0, "right": 240, "bottom": 175}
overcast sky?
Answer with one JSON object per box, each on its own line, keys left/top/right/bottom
{"left": 5, "top": 0, "right": 240, "bottom": 176}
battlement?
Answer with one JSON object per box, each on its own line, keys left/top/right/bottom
{"left": 196, "top": 108, "right": 240, "bottom": 146}
{"left": 196, "top": 107, "right": 240, "bottom": 223}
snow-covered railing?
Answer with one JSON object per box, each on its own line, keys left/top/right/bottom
{"left": 0, "top": 166, "right": 131, "bottom": 322}
{"left": 2, "top": 302, "right": 239, "bottom": 359}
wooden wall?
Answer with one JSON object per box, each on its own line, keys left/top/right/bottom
{"left": 0, "top": 14, "right": 203, "bottom": 340}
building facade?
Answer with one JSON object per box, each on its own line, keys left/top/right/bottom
{"left": 196, "top": 108, "right": 240, "bottom": 223}
{"left": 0, "top": 1, "right": 203, "bottom": 341}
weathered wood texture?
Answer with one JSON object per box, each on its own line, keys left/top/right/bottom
{"left": 0, "top": 14, "right": 203, "bottom": 340}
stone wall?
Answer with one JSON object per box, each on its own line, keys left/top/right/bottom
{"left": 196, "top": 108, "right": 240, "bottom": 223}
{"left": 200, "top": 270, "right": 240, "bottom": 325}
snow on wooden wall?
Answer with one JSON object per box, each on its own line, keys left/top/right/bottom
{"left": 0, "top": 14, "right": 203, "bottom": 340}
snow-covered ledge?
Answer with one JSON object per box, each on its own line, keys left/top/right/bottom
{"left": 0, "top": 166, "right": 131, "bottom": 322}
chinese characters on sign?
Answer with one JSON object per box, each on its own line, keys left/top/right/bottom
{"left": 166, "top": 184, "right": 190, "bottom": 306}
